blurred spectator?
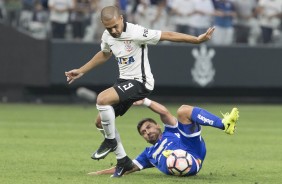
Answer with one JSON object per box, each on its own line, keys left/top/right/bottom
{"left": 40, "top": 0, "right": 49, "bottom": 9}
{"left": 3, "top": 0, "right": 281, "bottom": 46}
{"left": 83, "top": 0, "right": 117, "bottom": 42}
{"left": 165, "top": 0, "right": 175, "bottom": 30}
{"left": 211, "top": 0, "right": 237, "bottom": 45}
{"left": 4, "top": 0, "right": 22, "bottom": 27}
{"left": 28, "top": 0, "right": 49, "bottom": 39}
{"left": 169, "top": 0, "right": 194, "bottom": 34}
{"left": 134, "top": 0, "right": 167, "bottom": 30}
{"left": 48, "top": 0, "right": 74, "bottom": 39}
{"left": 0, "top": 0, "right": 6, "bottom": 22}
{"left": 233, "top": 0, "right": 257, "bottom": 44}
{"left": 33, "top": 0, "right": 49, "bottom": 23}
{"left": 22, "top": 0, "right": 35, "bottom": 10}
{"left": 130, "top": 0, "right": 140, "bottom": 23}
{"left": 189, "top": 0, "right": 214, "bottom": 36}
{"left": 117, "top": 0, "right": 128, "bottom": 21}
{"left": 70, "top": 0, "right": 91, "bottom": 41}
{"left": 255, "top": 0, "right": 282, "bottom": 44}
{"left": 19, "top": 0, "right": 35, "bottom": 30}
{"left": 149, "top": 0, "right": 167, "bottom": 30}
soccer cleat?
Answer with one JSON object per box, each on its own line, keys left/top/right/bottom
{"left": 111, "top": 156, "right": 134, "bottom": 178}
{"left": 221, "top": 108, "right": 239, "bottom": 135}
{"left": 91, "top": 138, "right": 117, "bottom": 160}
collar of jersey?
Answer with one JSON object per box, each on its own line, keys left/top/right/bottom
{"left": 123, "top": 21, "right": 127, "bottom": 32}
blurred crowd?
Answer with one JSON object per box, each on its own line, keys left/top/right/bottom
{"left": 1, "top": 0, "right": 282, "bottom": 45}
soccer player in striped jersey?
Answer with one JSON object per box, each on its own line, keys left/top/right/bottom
{"left": 65, "top": 6, "right": 215, "bottom": 177}
{"left": 89, "top": 98, "right": 239, "bottom": 177}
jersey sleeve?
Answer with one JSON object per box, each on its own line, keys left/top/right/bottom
{"left": 133, "top": 148, "right": 154, "bottom": 170}
{"left": 133, "top": 24, "right": 161, "bottom": 45}
{"left": 164, "top": 126, "right": 179, "bottom": 134}
{"left": 163, "top": 118, "right": 179, "bottom": 133}
{"left": 100, "top": 31, "right": 111, "bottom": 53}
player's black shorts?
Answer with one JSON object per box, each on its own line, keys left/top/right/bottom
{"left": 112, "top": 78, "right": 152, "bottom": 116}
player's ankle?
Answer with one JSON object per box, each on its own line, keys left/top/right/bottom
{"left": 105, "top": 138, "right": 117, "bottom": 145}
{"left": 117, "top": 155, "right": 130, "bottom": 164}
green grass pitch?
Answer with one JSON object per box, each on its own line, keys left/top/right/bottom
{"left": 1, "top": 103, "right": 282, "bottom": 184}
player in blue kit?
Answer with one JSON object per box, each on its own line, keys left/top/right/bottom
{"left": 89, "top": 98, "right": 239, "bottom": 177}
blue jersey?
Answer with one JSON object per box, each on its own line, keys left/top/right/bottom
{"left": 133, "top": 121, "right": 206, "bottom": 176}
{"left": 212, "top": 0, "right": 235, "bottom": 28}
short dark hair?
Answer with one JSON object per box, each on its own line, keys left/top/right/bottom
{"left": 101, "top": 6, "right": 121, "bottom": 22}
{"left": 137, "top": 118, "right": 157, "bottom": 135}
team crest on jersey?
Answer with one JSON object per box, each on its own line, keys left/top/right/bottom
{"left": 124, "top": 40, "right": 133, "bottom": 52}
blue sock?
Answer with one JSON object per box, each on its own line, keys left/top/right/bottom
{"left": 191, "top": 107, "right": 224, "bottom": 130}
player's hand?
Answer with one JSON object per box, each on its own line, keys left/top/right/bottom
{"left": 65, "top": 69, "right": 84, "bottom": 84}
{"left": 133, "top": 99, "right": 145, "bottom": 106}
{"left": 197, "top": 27, "right": 215, "bottom": 43}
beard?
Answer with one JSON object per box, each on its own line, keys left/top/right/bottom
{"left": 147, "top": 129, "right": 162, "bottom": 145}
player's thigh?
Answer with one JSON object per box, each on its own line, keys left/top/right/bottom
{"left": 96, "top": 87, "right": 119, "bottom": 105}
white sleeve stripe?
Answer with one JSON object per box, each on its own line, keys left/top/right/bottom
{"left": 178, "top": 128, "right": 201, "bottom": 138}
{"left": 164, "top": 120, "right": 201, "bottom": 137}
{"left": 132, "top": 159, "right": 144, "bottom": 170}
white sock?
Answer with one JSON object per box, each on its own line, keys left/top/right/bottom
{"left": 96, "top": 105, "right": 115, "bottom": 139}
{"left": 115, "top": 129, "right": 127, "bottom": 159}
{"left": 96, "top": 127, "right": 127, "bottom": 159}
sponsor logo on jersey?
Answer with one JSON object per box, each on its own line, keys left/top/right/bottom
{"left": 191, "top": 45, "right": 215, "bottom": 87}
{"left": 116, "top": 56, "right": 135, "bottom": 64}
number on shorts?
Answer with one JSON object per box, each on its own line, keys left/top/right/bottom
{"left": 118, "top": 83, "right": 134, "bottom": 92}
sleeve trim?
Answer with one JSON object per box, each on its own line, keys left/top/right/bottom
{"left": 132, "top": 159, "right": 144, "bottom": 170}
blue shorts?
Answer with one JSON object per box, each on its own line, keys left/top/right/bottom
{"left": 165, "top": 121, "right": 206, "bottom": 175}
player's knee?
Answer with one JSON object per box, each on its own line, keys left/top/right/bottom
{"left": 96, "top": 93, "right": 108, "bottom": 105}
{"left": 177, "top": 105, "right": 194, "bottom": 119}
